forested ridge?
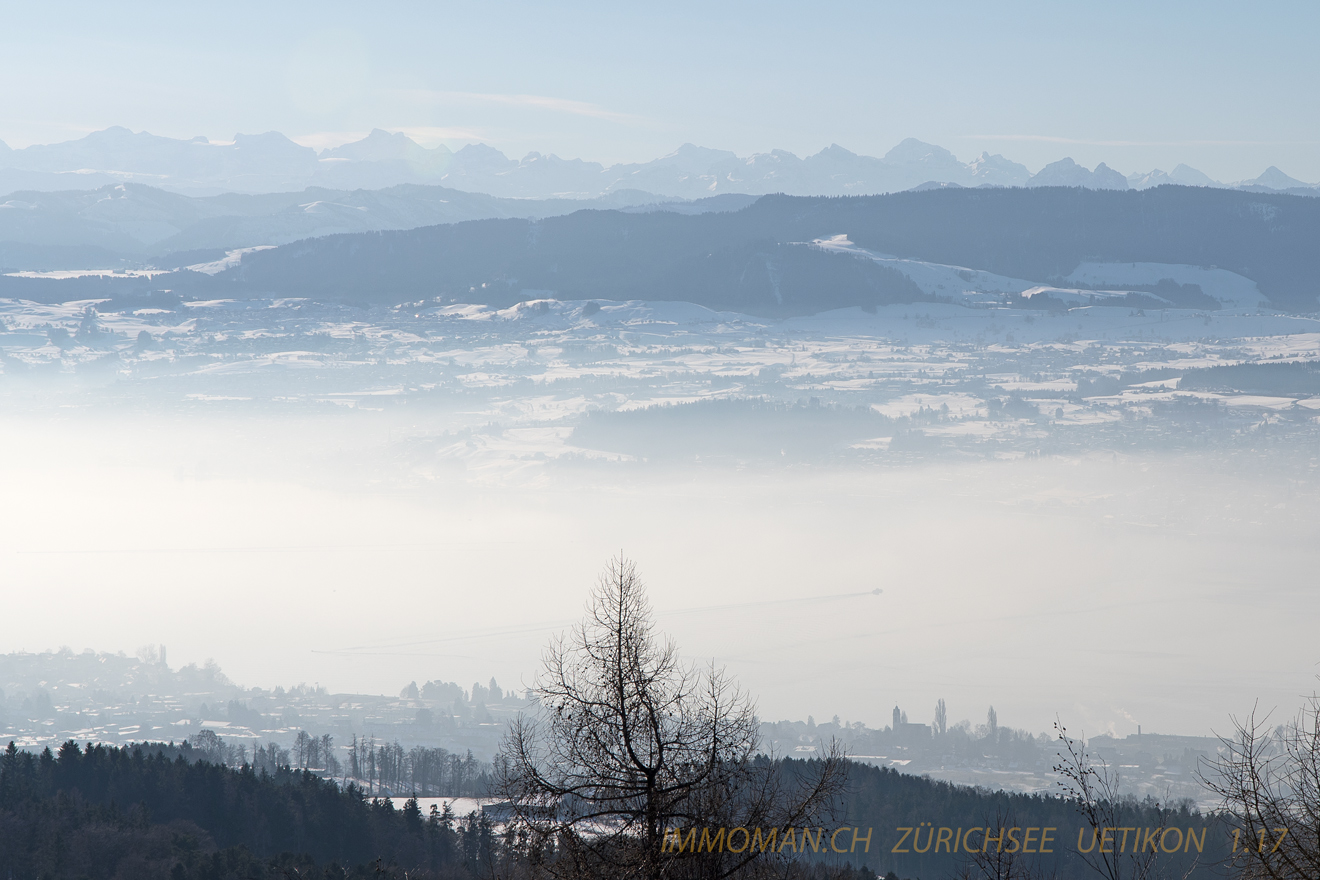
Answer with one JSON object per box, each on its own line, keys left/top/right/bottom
{"left": 836, "top": 762, "right": 1230, "bottom": 878}
{"left": 0, "top": 739, "right": 497, "bottom": 879}
{"left": 0, "top": 739, "right": 1234, "bottom": 880}
{"left": 4, "top": 184, "right": 1318, "bottom": 313}
{"left": 209, "top": 185, "right": 1320, "bottom": 311}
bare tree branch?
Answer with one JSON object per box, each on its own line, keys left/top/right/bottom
{"left": 1201, "top": 695, "right": 1320, "bottom": 880}
{"left": 497, "top": 554, "right": 847, "bottom": 880}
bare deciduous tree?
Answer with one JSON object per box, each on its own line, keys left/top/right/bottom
{"left": 954, "top": 806, "right": 1059, "bottom": 880}
{"left": 1052, "top": 721, "right": 1167, "bottom": 880}
{"left": 498, "top": 554, "right": 846, "bottom": 880}
{"left": 1202, "top": 694, "right": 1320, "bottom": 880}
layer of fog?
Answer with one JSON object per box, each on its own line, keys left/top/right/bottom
{"left": 1, "top": 407, "right": 1315, "bottom": 742}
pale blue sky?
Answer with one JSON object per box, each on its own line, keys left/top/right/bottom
{"left": 4, "top": 0, "right": 1318, "bottom": 181}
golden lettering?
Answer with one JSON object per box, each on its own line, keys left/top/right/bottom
{"left": 668, "top": 828, "right": 696, "bottom": 853}
{"left": 698, "top": 827, "right": 725, "bottom": 853}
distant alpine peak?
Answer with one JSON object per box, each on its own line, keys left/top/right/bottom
{"left": 814, "top": 143, "right": 859, "bottom": 158}
{"left": 883, "top": 137, "right": 958, "bottom": 163}
{"left": 319, "top": 129, "right": 448, "bottom": 163}
{"left": 1027, "top": 157, "right": 1128, "bottom": 190}
{"left": 0, "top": 126, "right": 1311, "bottom": 200}
{"left": 455, "top": 142, "right": 509, "bottom": 159}
{"left": 662, "top": 143, "right": 737, "bottom": 161}
{"left": 968, "top": 152, "right": 1031, "bottom": 184}
{"left": 1171, "top": 163, "right": 1217, "bottom": 186}
{"left": 1245, "top": 165, "right": 1313, "bottom": 189}
{"left": 1128, "top": 164, "right": 1221, "bottom": 189}
{"left": 232, "top": 131, "right": 308, "bottom": 146}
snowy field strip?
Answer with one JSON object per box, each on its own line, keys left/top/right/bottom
{"left": 2, "top": 295, "right": 1319, "bottom": 468}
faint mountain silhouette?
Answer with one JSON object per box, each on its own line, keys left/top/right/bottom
{"left": 1027, "top": 157, "right": 1128, "bottom": 190}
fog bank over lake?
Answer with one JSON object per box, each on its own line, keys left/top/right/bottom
{"left": 1, "top": 408, "right": 1312, "bottom": 739}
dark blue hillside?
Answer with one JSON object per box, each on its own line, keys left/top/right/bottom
{"left": 211, "top": 185, "right": 1320, "bottom": 312}
{"left": 4, "top": 185, "right": 1316, "bottom": 313}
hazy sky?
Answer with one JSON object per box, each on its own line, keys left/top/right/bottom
{"left": 4, "top": 0, "right": 1319, "bottom": 181}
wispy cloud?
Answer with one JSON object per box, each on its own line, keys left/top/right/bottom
{"left": 389, "top": 89, "right": 645, "bottom": 124}
{"left": 963, "top": 134, "right": 1320, "bottom": 147}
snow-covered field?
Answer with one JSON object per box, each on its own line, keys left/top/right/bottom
{"left": 2, "top": 293, "right": 1317, "bottom": 471}
{"left": 2, "top": 292, "right": 1319, "bottom": 745}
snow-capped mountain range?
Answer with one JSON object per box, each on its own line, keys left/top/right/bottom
{"left": 0, "top": 127, "right": 1314, "bottom": 199}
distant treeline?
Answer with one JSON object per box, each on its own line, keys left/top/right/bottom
{"left": 208, "top": 186, "right": 1320, "bottom": 312}
{"left": 6, "top": 185, "right": 1318, "bottom": 312}
{"left": 345, "top": 736, "right": 491, "bottom": 796}
{"left": 251, "top": 230, "right": 929, "bottom": 318}
{"left": 0, "top": 739, "right": 498, "bottom": 879}
{"left": 1077, "top": 360, "right": 1320, "bottom": 397}
{"left": 187, "top": 728, "right": 494, "bottom": 798}
{"left": 832, "top": 762, "right": 1230, "bottom": 878}
{"left": 0, "top": 739, "right": 1234, "bottom": 880}
{"left": 1177, "top": 360, "right": 1320, "bottom": 396}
